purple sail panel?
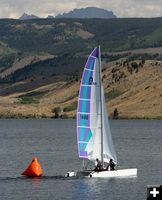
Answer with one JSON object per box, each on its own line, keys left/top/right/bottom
{"left": 79, "top": 85, "right": 91, "bottom": 100}
{"left": 77, "top": 127, "right": 93, "bottom": 158}
{"left": 91, "top": 47, "right": 99, "bottom": 58}
{"left": 77, "top": 113, "right": 90, "bottom": 127}
{"left": 85, "top": 56, "right": 95, "bottom": 70}
{"left": 77, "top": 47, "right": 99, "bottom": 159}
{"left": 81, "top": 69, "right": 94, "bottom": 85}
{"left": 79, "top": 150, "right": 88, "bottom": 157}
{"left": 77, "top": 127, "right": 92, "bottom": 142}
{"left": 78, "top": 99, "right": 90, "bottom": 113}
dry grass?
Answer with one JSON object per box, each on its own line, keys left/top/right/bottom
{"left": 76, "top": 29, "right": 94, "bottom": 39}
{"left": 0, "top": 60, "right": 161, "bottom": 119}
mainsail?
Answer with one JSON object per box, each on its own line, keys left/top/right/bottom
{"left": 77, "top": 47, "right": 117, "bottom": 164}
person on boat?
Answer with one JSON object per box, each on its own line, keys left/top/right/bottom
{"left": 94, "top": 158, "right": 103, "bottom": 171}
{"left": 106, "top": 159, "right": 115, "bottom": 171}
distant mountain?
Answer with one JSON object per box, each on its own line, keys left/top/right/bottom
{"left": 47, "top": 15, "right": 54, "bottom": 19}
{"left": 19, "top": 13, "right": 39, "bottom": 20}
{"left": 55, "top": 7, "right": 117, "bottom": 18}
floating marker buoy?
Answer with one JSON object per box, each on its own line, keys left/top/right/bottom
{"left": 21, "top": 157, "right": 43, "bottom": 177}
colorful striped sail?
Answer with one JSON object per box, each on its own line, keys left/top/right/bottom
{"left": 77, "top": 47, "right": 117, "bottom": 163}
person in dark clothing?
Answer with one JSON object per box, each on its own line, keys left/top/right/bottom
{"left": 94, "top": 158, "right": 103, "bottom": 171}
{"left": 106, "top": 159, "right": 116, "bottom": 171}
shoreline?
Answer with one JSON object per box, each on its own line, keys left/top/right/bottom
{"left": 0, "top": 115, "right": 161, "bottom": 120}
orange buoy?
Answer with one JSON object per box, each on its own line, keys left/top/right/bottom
{"left": 21, "top": 157, "right": 43, "bottom": 177}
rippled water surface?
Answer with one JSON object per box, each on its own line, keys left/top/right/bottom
{"left": 0, "top": 119, "right": 162, "bottom": 200}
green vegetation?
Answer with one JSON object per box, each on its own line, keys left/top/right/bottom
{"left": 52, "top": 107, "right": 61, "bottom": 113}
{"left": 1, "top": 18, "right": 162, "bottom": 56}
{"left": 19, "top": 91, "right": 46, "bottom": 104}
{"left": 1, "top": 18, "right": 162, "bottom": 84}
{"left": 113, "top": 108, "right": 119, "bottom": 119}
{"left": 52, "top": 107, "right": 61, "bottom": 118}
{"left": 63, "top": 101, "right": 77, "bottom": 112}
{"left": 105, "top": 89, "right": 123, "bottom": 101}
{"left": 0, "top": 53, "right": 16, "bottom": 69}
{"left": 1, "top": 54, "right": 84, "bottom": 83}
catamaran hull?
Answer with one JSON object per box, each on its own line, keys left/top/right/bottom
{"left": 89, "top": 168, "right": 137, "bottom": 178}
{"left": 65, "top": 168, "right": 137, "bottom": 178}
{"left": 65, "top": 171, "right": 77, "bottom": 177}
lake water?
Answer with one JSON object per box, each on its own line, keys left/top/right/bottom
{"left": 0, "top": 119, "right": 162, "bottom": 200}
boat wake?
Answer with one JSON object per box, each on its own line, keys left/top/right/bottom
{"left": 0, "top": 175, "right": 66, "bottom": 181}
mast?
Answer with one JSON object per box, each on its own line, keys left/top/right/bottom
{"left": 98, "top": 46, "right": 104, "bottom": 167}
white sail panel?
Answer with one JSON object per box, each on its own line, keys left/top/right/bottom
{"left": 102, "top": 86, "right": 117, "bottom": 163}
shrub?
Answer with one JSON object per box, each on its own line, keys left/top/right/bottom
{"left": 19, "top": 91, "right": 47, "bottom": 104}
{"left": 113, "top": 108, "right": 119, "bottom": 119}
{"left": 63, "top": 101, "right": 77, "bottom": 112}
{"left": 52, "top": 107, "right": 61, "bottom": 118}
{"left": 105, "top": 90, "right": 123, "bottom": 101}
{"left": 131, "top": 62, "right": 138, "bottom": 69}
{"left": 52, "top": 107, "right": 61, "bottom": 113}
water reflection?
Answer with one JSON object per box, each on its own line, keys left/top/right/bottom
{"left": 31, "top": 177, "right": 42, "bottom": 188}
{"left": 70, "top": 177, "right": 139, "bottom": 200}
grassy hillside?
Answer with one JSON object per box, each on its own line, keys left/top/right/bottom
{"left": 1, "top": 18, "right": 162, "bottom": 80}
{"left": 1, "top": 18, "right": 162, "bottom": 54}
{"left": 0, "top": 18, "right": 162, "bottom": 118}
{"left": 0, "top": 59, "right": 161, "bottom": 119}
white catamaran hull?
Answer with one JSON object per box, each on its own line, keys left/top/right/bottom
{"left": 89, "top": 168, "right": 137, "bottom": 178}
{"left": 66, "top": 168, "right": 137, "bottom": 178}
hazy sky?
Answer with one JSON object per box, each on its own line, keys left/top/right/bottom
{"left": 0, "top": 0, "right": 162, "bottom": 18}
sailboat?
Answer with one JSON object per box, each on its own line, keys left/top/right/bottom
{"left": 66, "top": 46, "right": 137, "bottom": 178}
